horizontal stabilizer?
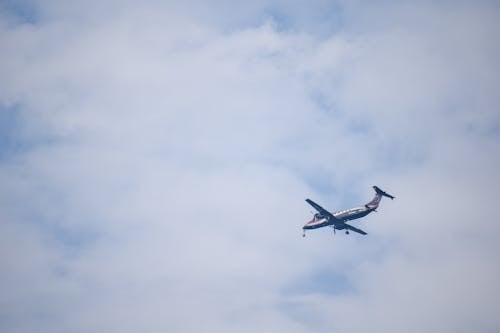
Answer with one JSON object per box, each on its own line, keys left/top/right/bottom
{"left": 373, "top": 186, "right": 395, "bottom": 200}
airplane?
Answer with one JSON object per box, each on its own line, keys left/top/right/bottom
{"left": 302, "top": 186, "right": 394, "bottom": 237}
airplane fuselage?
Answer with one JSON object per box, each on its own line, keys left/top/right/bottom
{"left": 303, "top": 206, "right": 373, "bottom": 230}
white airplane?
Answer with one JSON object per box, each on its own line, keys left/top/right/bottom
{"left": 303, "top": 186, "right": 394, "bottom": 237}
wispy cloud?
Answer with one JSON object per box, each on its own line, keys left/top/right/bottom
{"left": 1, "top": 1, "right": 499, "bottom": 332}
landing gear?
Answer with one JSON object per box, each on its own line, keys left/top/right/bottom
{"left": 302, "top": 230, "right": 306, "bottom": 237}
{"left": 345, "top": 230, "right": 349, "bottom": 235}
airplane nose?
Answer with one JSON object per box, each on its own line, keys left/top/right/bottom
{"left": 303, "top": 220, "right": 314, "bottom": 229}
{"left": 303, "top": 217, "right": 327, "bottom": 230}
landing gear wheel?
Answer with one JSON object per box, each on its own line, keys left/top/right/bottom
{"left": 345, "top": 230, "right": 349, "bottom": 235}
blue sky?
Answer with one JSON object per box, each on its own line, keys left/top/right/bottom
{"left": 1, "top": 1, "right": 500, "bottom": 332}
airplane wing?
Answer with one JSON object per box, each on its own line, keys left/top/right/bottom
{"left": 305, "top": 199, "right": 339, "bottom": 221}
{"left": 343, "top": 223, "right": 368, "bottom": 235}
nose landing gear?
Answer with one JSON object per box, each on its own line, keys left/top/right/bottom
{"left": 329, "top": 226, "right": 336, "bottom": 235}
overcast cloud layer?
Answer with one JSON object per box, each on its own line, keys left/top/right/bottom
{"left": 1, "top": 1, "right": 500, "bottom": 332}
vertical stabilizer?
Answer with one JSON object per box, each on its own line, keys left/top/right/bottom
{"left": 365, "top": 186, "right": 394, "bottom": 209}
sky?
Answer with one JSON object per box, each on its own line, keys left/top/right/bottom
{"left": 1, "top": 0, "right": 500, "bottom": 332}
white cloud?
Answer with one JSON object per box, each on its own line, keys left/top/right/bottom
{"left": 1, "top": 1, "right": 499, "bottom": 332}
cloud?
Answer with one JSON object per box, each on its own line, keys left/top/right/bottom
{"left": 1, "top": 1, "right": 499, "bottom": 332}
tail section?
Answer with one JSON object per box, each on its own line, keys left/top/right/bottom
{"left": 365, "top": 186, "right": 395, "bottom": 209}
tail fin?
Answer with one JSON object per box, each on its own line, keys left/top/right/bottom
{"left": 365, "top": 186, "right": 395, "bottom": 209}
